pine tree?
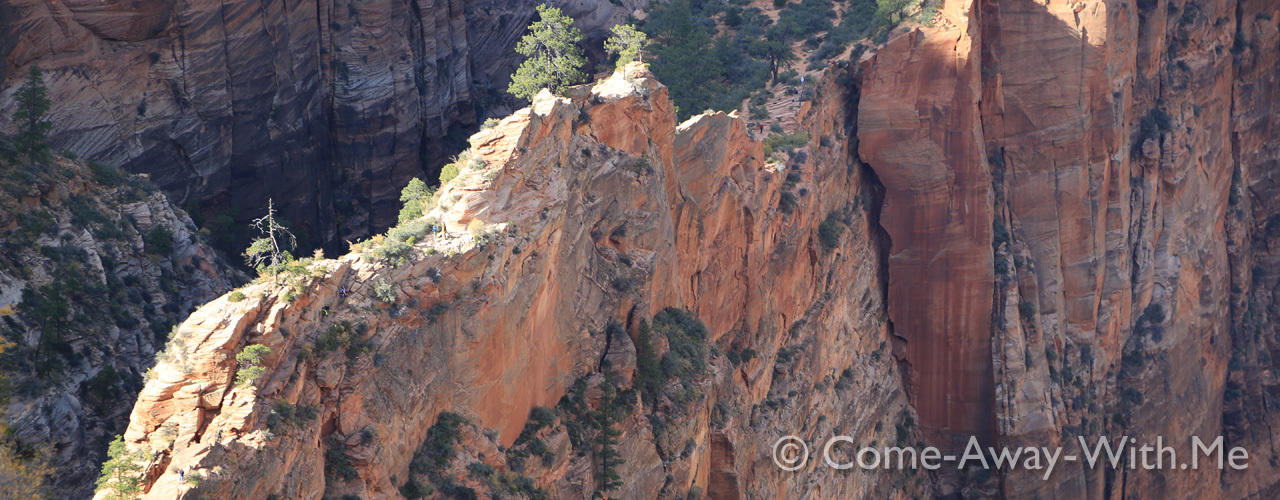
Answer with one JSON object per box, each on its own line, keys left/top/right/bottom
{"left": 13, "top": 65, "right": 52, "bottom": 159}
{"left": 243, "top": 199, "right": 297, "bottom": 278}
{"left": 749, "top": 38, "right": 795, "bottom": 82}
{"left": 644, "top": 0, "right": 726, "bottom": 121}
{"left": 398, "top": 177, "right": 435, "bottom": 223}
{"left": 95, "top": 435, "right": 144, "bottom": 500}
{"left": 507, "top": 5, "right": 587, "bottom": 100}
{"left": 876, "top": 0, "right": 913, "bottom": 26}
{"left": 604, "top": 24, "right": 647, "bottom": 70}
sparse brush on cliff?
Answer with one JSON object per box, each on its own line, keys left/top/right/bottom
{"left": 324, "top": 435, "right": 359, "bottom": 481}
{"left": 764, "top": 131, "right": 811, "bottom": 155}
{"left": 410, "top": 412, "right": 468, "bottom": 478}
{"left": 633, "top": 308, "right": 710, "bottom": 413}
{"left": 875, "top": 0, "right": 916, "bottom": 26}
{"left": 267, "top": 401, "right": 319, "bottom": 431}
{"left": 507, "top": 406, "right": 557, "bottom": 470}
{"left": 818, "top": 211, "right": 847, "bottom": 249}
{"left": 143, "top": 226, "right": 174, "bottom": 256}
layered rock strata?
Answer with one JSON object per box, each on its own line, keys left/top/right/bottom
{"left": 0, "top": 0, "right": 648, "bottom": 244}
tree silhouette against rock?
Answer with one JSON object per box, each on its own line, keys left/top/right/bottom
{"left": 13, "top": 65, "right": 52, "bottom": 159}
{"left": 243, "top": 198, "right": 297, "bottom": 280}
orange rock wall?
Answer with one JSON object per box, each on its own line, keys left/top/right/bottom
{"left": 859, "top": 0, "right": 1280, "bottom": 497}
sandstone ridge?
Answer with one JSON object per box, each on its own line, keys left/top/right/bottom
{"left": 105, "top": 62, "right": 920, "bottom": 499}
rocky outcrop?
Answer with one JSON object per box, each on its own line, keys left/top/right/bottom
{"left": 859, "top": 0, "right": 1280, "bottom": 497}
{"left": 65, "top": 0, "right": 1280, "bottom": 498}
{"left": 0, "top": 156, "right": 239, "bottom": 497}
{"left": 0, "top": 0, "right": 648, "bottom": 246}
{"left": 98, "top": 63, "right": 929, "bottom": 499}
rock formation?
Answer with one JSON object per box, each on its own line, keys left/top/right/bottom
{"left": 97, "top": 63, "right": 931, "bottom": 499}
{"left": 0, "top": 156, "right": 239, "bottom": 497}
{"left": 0, "top": 0, "right": 649, "bottom": 246}
{"left": 25, "top": 0, "right": 1280, "bottom": 498}
{"left": 858, "top": 0, "right": 1280, "bottom": 497}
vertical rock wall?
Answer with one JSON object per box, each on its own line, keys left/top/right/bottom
{"left": 858, "top": 0, "right": 1280, "bottom": 497}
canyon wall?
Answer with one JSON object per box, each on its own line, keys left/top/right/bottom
{"left": 859, "top": 0, "right": 1280, "bottom": 497}
{"left": 0, "top": 157, "right": 239, "bottom": 497}
{"left": 0, "top": 0, "right": 647, "bottom": 245}
{"left": 47, "top": 0, "right": 1280, "bottom": 498}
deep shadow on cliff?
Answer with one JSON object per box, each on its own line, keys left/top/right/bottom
{"left": 859, "top": 0, "right": 1280, "bottom": 497}
{"left": 0, "top": 0, "right": 649, "bottom": 254}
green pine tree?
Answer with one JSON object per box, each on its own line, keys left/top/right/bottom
{"left": 398, "top": 177, "right": 435, "bottom": 223}
{"left": 95, "top": 435, "right": 145, "bottom": 500}
{"left": 876, "top": 0, "right": 913, "bottom": 26}
{"left": 507, "top": 5, "right": 587, "bottom": 100}
{"left": 13, "top": 65, "right": 52, "bottom": 159}
{"left": 604, "top": 24, "right": 647, "bottom": 70}
{"left": 644, "top": 0, "right": 726, "bottom": 121}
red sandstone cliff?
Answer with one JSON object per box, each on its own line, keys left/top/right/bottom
{"left": 98, "top": 63, "right": 924, "bottom": 499}
{"left": 81, "top": 0, "right": 1280, "bottom": 497}
{"left": 859, "top": 0, "right": 1280, "bottom": 497}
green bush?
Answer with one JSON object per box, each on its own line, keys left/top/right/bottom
{"left": 634, "top": 320, "right": 662, "bottom": 404}
{"left": 144, "top": 226, "right": 174, "bottom": 256}
{"left": 398, "top": 178, "right": 436, "bottom": 224}
{"left": 514, "top": 406, "right": 557, "bottom": 446}
{"left": 778, "top": 191, "right": 798, "bottom": 214}
{"left": 86, "top": 365, "right": 121, "bottom": 401}
{"left": 235, "top": 344, "right": 271, "bottom": 387}
{"left": 439, "top": 162, "right": 461, "bottom": 185}
{"left": 371, "top": 239, "right": 412, "bottom": 267}
{"left": 993, "top": 221, "right": 1011, "bottom": 246}
{"left": 325, "top": 436, "right": 359, "bottom": 481}
{"left": 373, "top": 279, "right": 397, "bottom": 303}
{"left": 635, "top": 308, "right": 710, "bottom": 406}
{"left": 316, "top": 321, "right": 354, "bottom": 354}
{"left": 268, "top": 401, "right": 320, "bottom": 431}
{"left": 774, "top": 0, "right": 837, "bottom": 41}
{"left": 411, "top": 412, "right": 469, "bottom": 476}
{"left": 765, "top": 131, "right": 810, "bottom": 151}
{"left": 817, "top": 212, "right": 845, "bottom": 249}
{"left": 89, "top": 162, "right": 129, "bottom": 187}
{"left": 228, "top": 291, "right": 245, "bottom": 302}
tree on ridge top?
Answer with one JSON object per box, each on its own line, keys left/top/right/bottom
{"left": 507, "top": 4, "right": 587, "bottom": 101}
